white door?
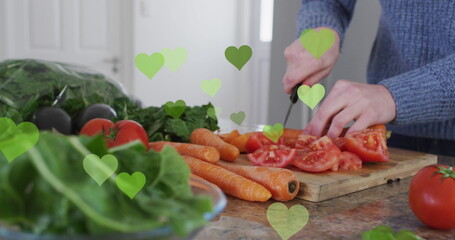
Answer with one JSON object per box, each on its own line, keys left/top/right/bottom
{"left": 1, "top": 0, "right": 129, "bottom": 86}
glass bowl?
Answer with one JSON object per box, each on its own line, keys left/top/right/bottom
{"left": 0, "top": 177, "right": 226, "bottom": 240}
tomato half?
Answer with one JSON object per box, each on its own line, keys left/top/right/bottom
{"left": 338, "top": 152, "right": 362, "bottom": 171}
{"left": 246, "top": 144, "right": 296, "bottom": 168}
{"left": 80, "top": 119, "right": 148, "bottom": 148}
{"left": 345, "top": 129, "right": 389, "bottom": 162}
{"left": 245, "top": 132, "right": 282, "bottom": 153}
{"left": 409, "top": 165, "right": 455, "bottom": 230}
{"left": 293, "top": 136, "right": 341, "bottom": 172}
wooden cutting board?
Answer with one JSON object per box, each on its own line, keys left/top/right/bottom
{"left": 225, "top": 148, "right": 437, "bottom": 202}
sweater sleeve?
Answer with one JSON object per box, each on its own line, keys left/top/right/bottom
{"left": 379, "top": 54, "right": 455, "bottom": 125}
{"left": 297, "top": 0, "right": 357, "bottom": 43}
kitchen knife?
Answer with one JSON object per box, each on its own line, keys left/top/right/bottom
{"left": 283, "top": 85, "right": 300, "bottom": 127}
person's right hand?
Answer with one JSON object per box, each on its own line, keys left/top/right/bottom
{"left": 282, "top": 27, "right": 340, "bottom": 93}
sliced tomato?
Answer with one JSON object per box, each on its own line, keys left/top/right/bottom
{"left": 280, "top": 128, "right": 303, "bottom": 148}
{"left": 334, "top": 137, "right": 347, "bottom": 151}
{"left": 246, "top": 144, "right": 296, "bottom": 168}
{"left": 294, "top": 134, "right": 319, "bottom": 150}
{"left": 293, "top": 136, "right": 341, "bottom": 172}
{"left": 345, "top": 129, "right": 389, "bottom": 162}
{"left": 309, "top": 136, "right": 332, "bottom": 150}
{"left": 338, "top": 152, "right": 362, "bottom": 171}
{"left": 245, "top": 132, "right": 282, "bottom": 153}
{"left": 368, "top": 124, "right": 386, "bottom": 134}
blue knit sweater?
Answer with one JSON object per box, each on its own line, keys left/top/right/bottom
{"left": 297, "top": 0, "right": 455, "bottom": 140}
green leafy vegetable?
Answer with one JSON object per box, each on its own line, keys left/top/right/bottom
{"left": 362, "top": 225, "right": 424, "bottom": 240}
{"left": 0, "top": 59, "right": 219, "bottom": 142}
{"left": 0, "top": 132, "right": 212, "bottom": 236}
{"left": 117, "top": 103, "right": 219, "bottom": 142}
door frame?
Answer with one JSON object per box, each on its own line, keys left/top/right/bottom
{"left": 118, "top": 0, "right": 135, "bottom": 93}
{"left": 239, "top": 0, "right": 273, "bottom": 126}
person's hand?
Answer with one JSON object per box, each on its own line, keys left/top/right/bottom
{"left": 304, "top": 80, "right": 397, "bottom": 138}
{"left": 282, "top": 27, "right": 340, "bottom": 94}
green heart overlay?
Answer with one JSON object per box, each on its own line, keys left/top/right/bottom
{"left": 262, "top": 123, "right": 284, "bottom": 143}
{"left": 83, "top": 154, "right": 118, "bottom": 186}
{"left": 201, "top": 78, "right": 222, "bottom": 98}
{"left": 225, "top": 45, "right": 253, "bottom": 70}
{"left": 297, "top": 84, "right": 325, "bottom": 110}
{"left": 135, "top": 53, "right": 165, "bottom": 79}
{"left": 164, "top": 100, "right": 187, "bottom": 119}
{"left": 116, "top": 172, "right": 146, "bottom": 199}
{"left": 230, "top": 111, "right": 245, "bottom": 126}
{"left": 300, "top": 28, "right": 335, "bottom": 59}
{"left": 0, "top": 118, "right": 39, "bottom": 163}
{"left": 267, "top": 203, "right": 309, "bottom": 240}
{"left": 161, "top": 47, "right": 188, "bottom": 72}
{"left": 207, "top": 107, "right": 222, "bottom": 120}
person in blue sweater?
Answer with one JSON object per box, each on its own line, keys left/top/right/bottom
{"left": 282, "top": 0, "right": 455, "bottom": 156}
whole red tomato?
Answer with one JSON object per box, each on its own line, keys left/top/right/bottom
{"left": 409, "top": 164, "right": 455, "bottom": 229}
{"left": 80, "top": 118, "right": 148, "bottom": 148}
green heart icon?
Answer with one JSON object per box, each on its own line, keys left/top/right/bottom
{"left": 164, "top": 100, "right": 186, "bottom": 119}
{"left": 201, "top": 78, "right": 222, "bottom": 98}
{"left": 267, "top": 203, "right": 309, "bottom": 240}
{"left": 262, "top": 123, "right": 284, "bottom": 143}
{"left": 116, "top": 172, "right": 146, "bottom": 199}
{"left": 300, "top": 28, "right": 335, "bottom": 59}
{"left": 0, "top": 118, "right": 39, "bottom": 163}
{"left": 161, "top": 47, "right": 188, "bottom": 72}
{"left": 297, "top": 84, "right": 325, "bottom": 110}
{"left": 83, "top": 154, "right": 118, "bottom": 186}
{"left": 230, "top": 111, "right": 245, "bottom": 126}
{"left": 207, "top": 106, "right": 222, "bottom": 120}
{"left": 135, "top": 52, "right": 165, "bottom": 79}
{"left": 225, "top": 45, "right": 253, "bottom": 70}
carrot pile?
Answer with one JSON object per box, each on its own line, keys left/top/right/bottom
{"left": 148, "top": 128, "right": 300, "bottom": 202}
{"left": 190, "top": 128, "right": 239, "bottom": 162}
{"left": 149, "top": 141, "right": 220, "bottom": 163}
{"left": 183, "top": 156, "right": 271, "bottom": 202}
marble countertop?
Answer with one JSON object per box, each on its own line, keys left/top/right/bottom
{"left": 194, "top": 156, "right": 455, "bottom": 240}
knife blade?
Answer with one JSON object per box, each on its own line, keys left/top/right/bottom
{"left": 283, "top": 85, "right": 300, "bottom": 127}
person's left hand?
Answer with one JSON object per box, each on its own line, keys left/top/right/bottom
{"left": 304, "top": 80, "right": 397, "bottom": 138}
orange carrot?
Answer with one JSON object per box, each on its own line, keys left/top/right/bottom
{"left": 190, "top": 173, "right": 205, "bottom": 181}
{"left": 219, "top": 130, "right": 241, "bottom": 143}
{"left": 190, "top": 128, "right": 239, "bottom": 162}
{"left": 218, "top": 133, "right": 230, "bottom": 140}
{"left": 183, "top": 156, "right": 271, "bottom": 202}
{"left": 149, "top": 141, "right": 220, "bottom": 163}
{"left": 217, "top": 162, "right": 300, "bottom": 201}
{"left": 229, "top": 133, "right": 254, "bottom": 153}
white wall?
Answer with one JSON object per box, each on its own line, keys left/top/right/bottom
{"left": 0, "top": 0, "right": 7, "bottom": 59}
{"left": 131, "top": 0, "right": 251, "bottom": 123}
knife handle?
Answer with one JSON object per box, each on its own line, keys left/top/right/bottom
{"left": 290, "top": 84, "right": 299, "bottom": 104}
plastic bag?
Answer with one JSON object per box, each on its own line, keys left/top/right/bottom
{"left": 0, "top": 59, "right": 139, "bottom": 123}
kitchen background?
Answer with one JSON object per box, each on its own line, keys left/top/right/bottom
{"left": 0, "top": 0, "right": 380, "bottom": 130}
